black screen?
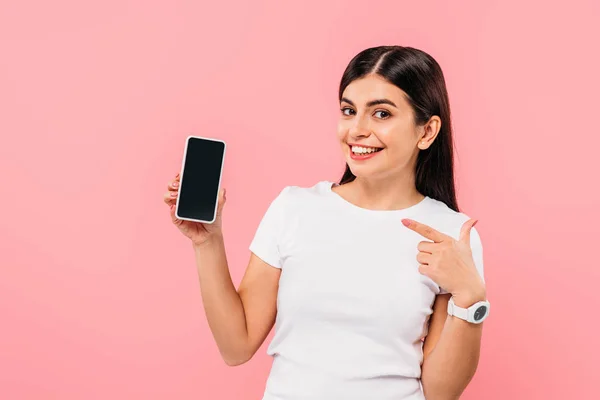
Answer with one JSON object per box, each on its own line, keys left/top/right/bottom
{"left": 176, "top": 137, "right": 225, "bottom": 223}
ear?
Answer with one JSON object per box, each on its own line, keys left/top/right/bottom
{"left": 418, "top": 115, "right": 442, "bottom": 149}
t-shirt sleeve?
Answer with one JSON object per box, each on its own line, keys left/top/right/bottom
{"left": 439, "top": 226, "right": 485, "bottom": 295}
{"left": 249, "top": 186, "right": 290, "bottom": 269}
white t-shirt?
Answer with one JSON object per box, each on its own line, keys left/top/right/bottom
{"left": 249, "top": 181, "right": 485, "bottom": 400}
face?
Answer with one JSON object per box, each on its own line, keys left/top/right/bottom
{"left": 337, "top": 74, "right": 439, "bottom": 181}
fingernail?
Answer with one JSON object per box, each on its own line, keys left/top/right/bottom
{"left": 402, "top": 219, "right": 411, "bottom": 227}
{"left": 171, "top": 192, "right": 177, "bottom": 197}
{"left": 172, "top": 182, "right": 179, "bottom": 188}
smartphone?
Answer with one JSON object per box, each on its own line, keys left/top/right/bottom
{"left": 175, "top": 135, "right": 226, "bottom": 224}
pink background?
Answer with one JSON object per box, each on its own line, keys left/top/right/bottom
{"left": 1, "top": 0, "right": 599, "bottom": 399}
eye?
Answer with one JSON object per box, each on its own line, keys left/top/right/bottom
{"left": 340, "top": 107, "right": 354, "bottom": 116}
{"left": 374, "top": 110, "right": 391, "bottom": 119}
{"left": 340, "top": 107, "right": 391, "bottom": 119}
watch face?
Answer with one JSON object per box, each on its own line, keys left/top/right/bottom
{"left": 474, "top": 305, "right": 488, "bottom": 321}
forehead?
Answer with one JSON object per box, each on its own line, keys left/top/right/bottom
{"left": 341, "top": 75, "right": 408, "bottom": 105}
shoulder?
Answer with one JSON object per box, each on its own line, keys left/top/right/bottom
{"left": 275, "top": 180, "right": 332, "bottom": 206}
{"left": 258, "top": 181, "right": 331, "bottom": 231}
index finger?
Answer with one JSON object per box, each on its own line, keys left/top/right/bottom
{"left": 401, "top": 219, "right": 448, "bottom": 243}
{"left": 168, "top": 173, "right": 180, "bottom": 185}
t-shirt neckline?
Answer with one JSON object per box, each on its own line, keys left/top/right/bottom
{"left": 323, "top": 180, "right": 431, "bottom": 217}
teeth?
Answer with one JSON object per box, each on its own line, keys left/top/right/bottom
{"left": 351, "top": 145, "right": 381, "bottom": 154}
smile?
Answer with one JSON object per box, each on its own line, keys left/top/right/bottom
{"left": 348, "top": 144, "right": 384, "bottom": 160}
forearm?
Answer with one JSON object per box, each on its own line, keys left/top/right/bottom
{"left": 193, "top": 234, "right": 249, "bottom": 365}
{"left": 420, "top": 308, "right": 484, "bottom": 399}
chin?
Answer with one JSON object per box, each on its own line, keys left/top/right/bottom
{"left": 346, "top": 163, "right": 381, "bottom": 178}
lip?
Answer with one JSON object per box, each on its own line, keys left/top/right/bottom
{"left": 348, "top": 143, "right": 384, "bottom": 161}
{"left": 347, "top": 142, "right": 383, "bottom": 149}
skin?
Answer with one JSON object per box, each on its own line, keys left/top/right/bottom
{"left": 163, "top": 73, "right": 487, "bottom": 398}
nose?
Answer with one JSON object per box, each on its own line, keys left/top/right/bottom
{"left": 348, "top": 117, "right": 372, "bottom": 140}
{"left": 350, "top": 130, "right": 371, "bottom": 140}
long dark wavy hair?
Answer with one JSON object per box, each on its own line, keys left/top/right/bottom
{"left": 338, "top": 45, "right": 459, "bottom": 212}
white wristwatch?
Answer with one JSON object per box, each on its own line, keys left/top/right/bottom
{"left": 447, "top": 296, "right": 490, "bottom": 324}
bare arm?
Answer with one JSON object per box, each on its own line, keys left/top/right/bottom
{"left": 194, "top": 234, "right": 280, "bottom": 366}
{"left": 420, "top": 292, "right": 486, "bottom": 400}
{"left": 164, "top": 174, "right": 280, "bottom": 366}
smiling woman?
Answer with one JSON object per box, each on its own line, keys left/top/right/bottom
{"left": 166, "top": 45, "right": 488, "bottom": 400}
{"left": 336, "top": 47, "right": 456, "bottom": 213}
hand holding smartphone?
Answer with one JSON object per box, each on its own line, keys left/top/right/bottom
{"left": 164, "top": 135, "right": 226, "bottom": 245}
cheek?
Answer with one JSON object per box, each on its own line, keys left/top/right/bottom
{"left": 336, "top": 124, "right": 347, "bottom": 142}
{"left": 386, "top": 145, "right": 412, "bottom": 164}
{"left": 380, "top": 133, "right": 414, "bottom": 159}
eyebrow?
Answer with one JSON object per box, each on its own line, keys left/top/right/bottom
{"left": 340, "top": 97, "right": 398, "bottom": 108}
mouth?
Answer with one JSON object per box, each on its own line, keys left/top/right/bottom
{"left": 348, "top": 144, "right": 384, "bottom": 160}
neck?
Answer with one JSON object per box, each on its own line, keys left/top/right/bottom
{"left": 344, "top": 174, "right": 424, "bottom": 211}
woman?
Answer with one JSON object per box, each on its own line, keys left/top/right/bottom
{"left": 164, "top": 45, "right": 490, "bottom": 400}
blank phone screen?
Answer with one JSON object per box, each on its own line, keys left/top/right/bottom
{"left": 177, "top": 137, "right": 225, "bottom": 223}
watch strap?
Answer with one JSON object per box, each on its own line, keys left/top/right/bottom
{"left": 448, "top": 297, "right": 470, "bottom": 321}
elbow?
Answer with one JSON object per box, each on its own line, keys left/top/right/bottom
{"left": 421, "top": 366, "right": 478, "bottom": 400}
{"left": 219, "top": 336, "right": 256, "bottom": 366}
{"left": 223, "top": 356, "right": 249, "bottom": 367}
{"left": 421, "top": 381, "right": 460, "bottom": 400}
{"left": 423, "top": 394, "right": 460, "bottom": 400}
{"left": 420, "top": 369, "right": 459, "bottom": 400}
{"left": 221, "top": 349, "right": 252, "bottom": 367}
{"left": 421, "top": 383, "right": 456, "bottom": 400}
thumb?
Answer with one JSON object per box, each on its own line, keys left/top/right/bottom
{"left": 459, "top": 218, "right": 478, "bottom": 244}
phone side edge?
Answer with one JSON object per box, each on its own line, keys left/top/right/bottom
{"left": 174, "top": 136, "right": 193, "bottom": 220}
